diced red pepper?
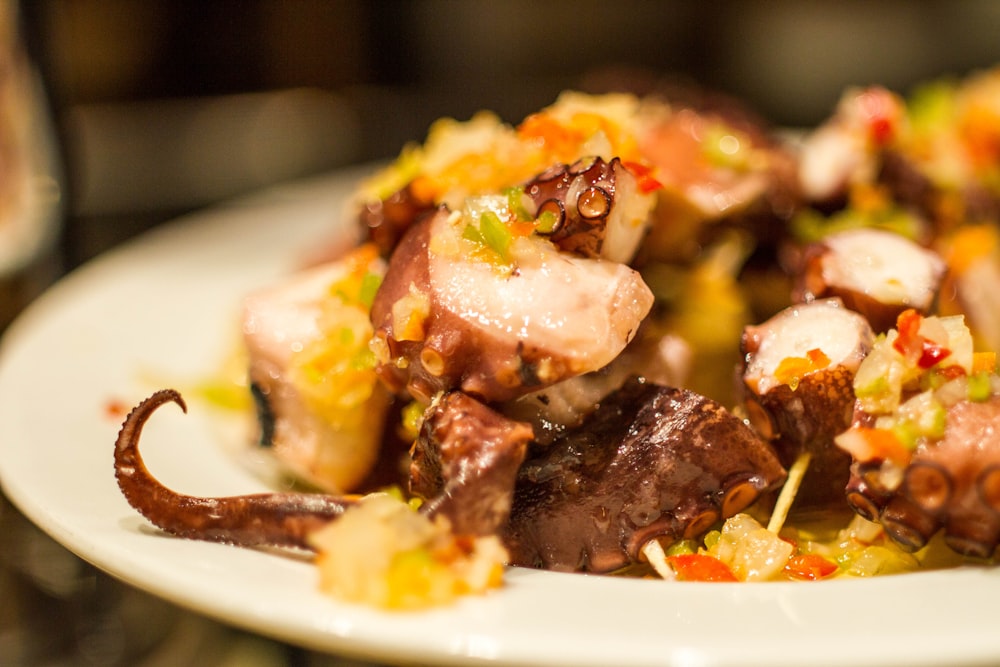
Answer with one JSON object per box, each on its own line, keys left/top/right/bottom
{"left": 621, "top": 160, "right": 663, "bottom": 194}
{"left": 857, "top": 88, "right": 900, "bottom": 147}
{"left": 784, "top": 553, "right": 838, "bottom": 581}
{"left": 666, "top": 554, "right": 738, "bottom": 582}
{"left": 892, "top": 309, "right": 952, "bottom": 369}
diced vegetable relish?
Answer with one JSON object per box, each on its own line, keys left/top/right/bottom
{"left": 639, "top": 510, "right": 971, "bottom": 583}
{"left": 836, "top": 311, "right": 1000, "bottom": 478}
{"left": 310, "top": 494, "right": 506, "bottom": 610}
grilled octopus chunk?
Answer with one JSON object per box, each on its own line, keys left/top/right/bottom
{"left": 410, "top": 391, "right": 532, "bottom": 536}
{"left": 791, "top": 227, "right": 946, "bottom": 333}
{"left": 502, "top": 378, "right": 787, "bottom": 573}
{"left": 741, "top": 299, "right": 875, "bottom": 509}
{"left": 242, "top": 247, "right": 391, "bottom": 493}
{"left": 369, "top": 208, "right": 653, "bottom": 404}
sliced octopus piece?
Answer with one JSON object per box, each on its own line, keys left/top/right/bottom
{"left": 793, "top": 227, "right": 946, "bottom": 333}
{"left": 242, "top": 248, "right": 391, "bottom": 493}
{"left": 741, "top": 299, "right": 875, "bottom": 509}
{"left": 636, "top": 104, "right": 801, "bottom": 263}
{"left": 796, "top": 86, "right": 904, "bottom": 204}
{"left": 370, "top": 207, "right": 654, "bottom": 404}
{"left": 503, "top": 378, "right": 787, "bottom": 573}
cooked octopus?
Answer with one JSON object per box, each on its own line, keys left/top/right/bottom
{"left": 522, "top": 156, "right": 652, "bottom": 264}
{"left": 115, "top": 390, "right": 353, "bottom": 550}
{"left": 503, "top": 378, "right": 786, "bottom": 573}
{"left": 369, "top": 207, "right": 653, "bottom": 404}
{"left": 115, "top": 380, "right": 786, "bottom": 574}
{"left": 844, "top": 395, "right": 1000, "bottom": 559}
{"left": 741, "top": 299, "right": 875, "bottom": 509}
{"left": 791, "top": 227, "right": 946, "bottom": 333}
{"left": 409, "top": 391, "right": 532, "bottom": 536}
{"left": 242, "top": 245, "right": 390, "bottom": 492}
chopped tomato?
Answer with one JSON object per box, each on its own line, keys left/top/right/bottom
{"left": 892, "top": 309, "right": 951, "bottom": 369}
{"left": 666, "top": 554, "right": 738, "bottom": 582}
{"left": 784, "top": 553, "right": 838, "bottom": 581}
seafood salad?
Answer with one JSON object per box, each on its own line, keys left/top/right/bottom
{"left": 115, "top": 66, "right": 1000, "bottom": 609}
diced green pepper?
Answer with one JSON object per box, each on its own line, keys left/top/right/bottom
{"left": 968, "top": 372, "right": 994, "bottom": 402}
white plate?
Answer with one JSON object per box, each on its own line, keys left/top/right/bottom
{"left": 2, "top": 167, "right": 1000, "bottom": 667}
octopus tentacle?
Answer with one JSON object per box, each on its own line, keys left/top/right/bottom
{"left": 114, "top": 389, "right": 353, "bottom": 550}
{"left": 878, "top": 495, "right": 941, "bottom": 552}
{"left": 523, "top": 156, "right": 652, "bottom": 263}
{"left": 843, "top": 394, "right": 1000, "bottom": 558}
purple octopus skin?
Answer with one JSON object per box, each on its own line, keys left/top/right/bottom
{"left": 115, "top": 389, "right": 353, "bottom": 550}
{"left": 845, "top": 396, "right": 1000, "bottom": 559}
{"left": 502, "top": 378, "right": 787, "bottom": 573}
{"left": 524, "top": 156, "right": 629, "bottom": 260}
{"left": 410, "top": 391, "right": 533, "bottom": 536}
{"left": 369, "top": 208, "right": 652, "bottom": 404}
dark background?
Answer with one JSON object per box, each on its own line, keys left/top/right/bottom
{"left": 18, "top": 0, "right": 1000, "bottom": 269}
{"left": 4, "top": 2, "right": 1000, "bottom": 665}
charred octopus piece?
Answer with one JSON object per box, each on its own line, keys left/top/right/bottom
{"left": 741, "top": 299, "right": 875, "bottom": 510}
{"left": 114, "top": 390, "right": 353, "bottom": 550}
{"left": 502, "top": 378, "right": 787, "bottom": 573}
{"left": 410, "top": 391, "right": 533, "bottom": 536}
{"left": 369, "top": 208, "right": 653, "bottom": 404}
{"left": 523, "top": 156, "right": 651, "bottom": 264}
{"left": 792, "top": 227, "right": 946, "bottom": 333}
{"left": 845, "top": 396, "right": 1000, "bottom": 559}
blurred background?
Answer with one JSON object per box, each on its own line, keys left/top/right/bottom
{"left": 2, "top": 0, "right": 1000, "bottom": 664}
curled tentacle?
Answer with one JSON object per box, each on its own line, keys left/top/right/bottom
{"left": 114, "top": 389, "right": 353, "bottom": 550}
